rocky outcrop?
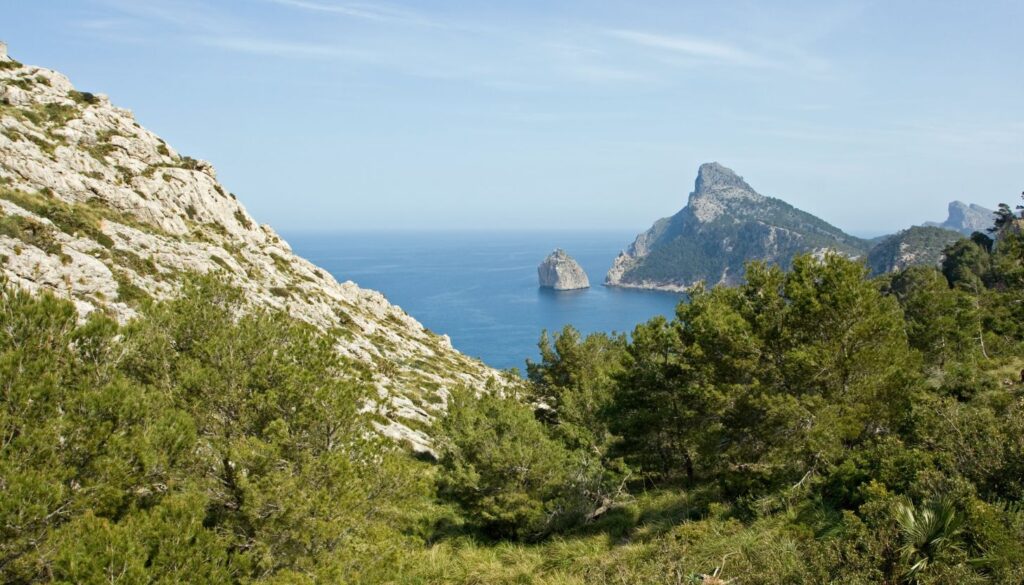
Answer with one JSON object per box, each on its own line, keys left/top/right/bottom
{"left": 538, "top": 248, "right": 589, "bottom": 290}
{"left": 924, "top": 201, "right": 996, "bottom": 235}
{"left": 0, "top": 45, "right": 504, "bottom": 453}
{"left": 606, "top": 162, "right": 868, "bottom": 290}
{"left": 866, "top": 226, "right": 964, "bottom": 275}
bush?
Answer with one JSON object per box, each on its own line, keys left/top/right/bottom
{"left": 0, "top": 275, "right": 424, "bottom": 582}
{"left": 435, "top": 386, "right": 605, "bottom": 539}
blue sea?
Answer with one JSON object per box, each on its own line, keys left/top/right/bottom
{"left": 285, "top": 231, "right": 684, "bottom": 371}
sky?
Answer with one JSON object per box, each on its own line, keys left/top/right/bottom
{"left": 3, "top": 0, "right": 1022, "bottom": 235}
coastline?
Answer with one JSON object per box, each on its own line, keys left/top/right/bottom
{"left": 603, "top": 280, "right": 691, "bottom": 293}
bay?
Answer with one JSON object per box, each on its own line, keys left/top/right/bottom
{"left": 285, "top": 231, "right": 684, "bottom": 371}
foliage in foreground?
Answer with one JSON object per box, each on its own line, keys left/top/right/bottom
{"left": 1, "top": 195, "right": 1023, "bottom": 584}
{"left": 427, "top": 196, "right": 1024, "bottom": 584}
{"left": 0, "top": 274, "right": 422, "bottom": 583}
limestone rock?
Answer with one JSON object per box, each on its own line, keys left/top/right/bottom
{"left": 0, "top": 44, "right": 507, "bottom": 453}
{"left": 924, "top": 201, "right": 996, "bottom": 235}
{"left": 538, "top": 248, "right": 589, "bottom": 290}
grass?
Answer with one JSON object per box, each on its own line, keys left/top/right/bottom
{"left": 113, "top": 270, "right": 149, "bottom": 306}
{"left": 210, "top": 255, "right": 231, "bottom": 271}
{"left": 233, "top": 209, "right": 253, "bottom": 230}
{"left": 384, "top": 486, "right": 822, "bottom": 585}
{"left": 0, "top": 209, "right": 61, "bottom": 255}
{"left": 0, "top": 188, "right": 114, "bottom": 247}
{"left": 269, "top": 252, "right": 292, "bottom": 273}
{"left": 112, "top": 248, "right": 158, "bottom": 277}
{"left": 68, "top": 90, "right": 100, "bottom": 105}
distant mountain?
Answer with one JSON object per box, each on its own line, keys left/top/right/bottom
{"left": 866, "top": 226, "right": 965, "bottom": 276}
{"left": 925, "top": 201, "right": 996, "bottom": 235}
{"left": 606, "top": 163, "right": 869, "bottom": 290}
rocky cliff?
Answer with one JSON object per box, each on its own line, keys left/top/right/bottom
{"left": 925, "top": 201, "right": 996, "bottom": 235}
{"left": 607, "top": 163, "right": 868, "bottom": 290}
{"left": 538, "top": 248, "right": 589, "bottom": 290}
{"left": 0, "top": 46, "right": 501, "bottom": 452}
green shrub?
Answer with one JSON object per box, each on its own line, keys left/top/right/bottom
{"left": 435, "top": 386, "right": 605, "bottom": 540}
{"left": 67, "top": 90, "right": 99, "bottom": 105}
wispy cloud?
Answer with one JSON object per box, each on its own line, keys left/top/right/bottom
{"left": 607, "top": 29, "right": 767, "bottom": 68}
{"left": 266, "top": 0, "right": 441, "bottom": 27}
{"left": 200, "top": 36, "right": 371, "bottom": 60}
{"left": 605, "top": 28, "right": 830, "bottom": 76}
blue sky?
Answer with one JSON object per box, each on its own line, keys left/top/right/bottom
{"left": 3, "top": 1, "right": 1022, "bottom": 235}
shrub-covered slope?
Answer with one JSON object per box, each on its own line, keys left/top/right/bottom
{"left": 0, "top": 48, "right": 501, "bottom": 452}
{"left": 867, "top": 225, "right": 967, "bottom": 275}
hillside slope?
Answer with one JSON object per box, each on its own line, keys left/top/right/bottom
{"left": 866, "top": 225, "right": 965, "bottom": 275}
{"left": 0, "top": 46, "right": 499, "bottom": 451}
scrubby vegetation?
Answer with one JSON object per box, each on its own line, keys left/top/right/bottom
{"left": 0, "top": 274, "right": 421, "bottom": 582}
{"left": 1, "top": 196, "right": 1023, "bottom": 583}
{"left": 867, "top": 225, "right": 967, "bottom": 275}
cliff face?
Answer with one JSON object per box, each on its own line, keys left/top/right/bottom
{"left": 538, "top": 248, "right": 589, "bottom": 290}
{"left": 924, "top": 201, "right": 996, "bottom": 235}
{"left": 0, "top": 48, "right": 501, "bottom": 452}
{"left": 606, "top": 163, "right": 868, "bottom": 290}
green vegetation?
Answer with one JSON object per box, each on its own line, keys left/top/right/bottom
{"left": 84, "top": 129, "right": 123, "bottom": 163}
{"left": 0, "top": 274, "right": 421, "bottom": 582}
{"left": 68, "top": 90, "right": 100, "bottom": 105}
{"left": 234, "top": 208, "right": 254, "bottom": 229}
{"left": 20, "top": 102, "right": 79, "bottom": 127}
{"left": 423, "top": 196, "right": 1024, "bottom": 583}
{"left": 0, "top": 187, "right": 115, "bottom": 248}
{"left": 0, "top": 208, "right": 61, "bottom": 255}
{"left": 1, "top": 195, "right": 1023, "bottom": 583}
{"left": 868, "top": 226, "right": 966, "bottom": 275}
{"left": 623, "top": 198, "right": 869, "bottom": 285}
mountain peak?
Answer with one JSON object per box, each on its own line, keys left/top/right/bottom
{"left": 924, "top": 200, "right": 995, "bottom": 235}
{"left": 688, "top": 162, "right": 763, "bottom": 222}
{"left": 695, "top": 162, "right": 755, "bottom": 195}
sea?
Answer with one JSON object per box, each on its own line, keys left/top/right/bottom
{"left": 285, "top": 231, "right": 685, "bottom": 371}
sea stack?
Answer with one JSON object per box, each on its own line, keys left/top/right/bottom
{"left": 538, "top": 249, "right": 590, "bottom": 290}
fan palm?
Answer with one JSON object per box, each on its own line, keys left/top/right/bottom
{"left": 895, "top": 496, "right": 964, "bottom": 582}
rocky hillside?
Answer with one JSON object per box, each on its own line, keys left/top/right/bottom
{"left": 866, "top": 226, "right": 965, "bottom": 275}
{"left": 607, "top": 162, "right": 868, "bottom": 290}
{"left": 0, "top": 45, "right": 501, "bottom": 452}
{"left": 925, "top": 201, "right": 996, "bottom": 235}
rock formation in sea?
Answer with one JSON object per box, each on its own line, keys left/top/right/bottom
{"left": 538, "top": 248, "right": 590, "bottom": 290}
